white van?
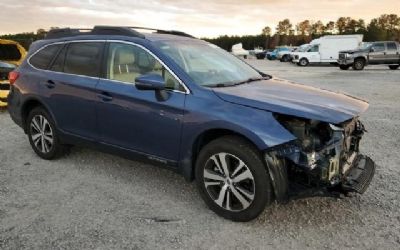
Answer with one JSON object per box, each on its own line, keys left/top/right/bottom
{"left": 292, "top": 35, "right": 363, "bottom": 66}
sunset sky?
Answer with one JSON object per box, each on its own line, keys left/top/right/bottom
{"left": 0, "top": 0, "right": 399, "bottom": 37}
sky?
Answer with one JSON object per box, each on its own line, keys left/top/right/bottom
{"left": 0, "top": 0, "right": 399, "bottom": 38}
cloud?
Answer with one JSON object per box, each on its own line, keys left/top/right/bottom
{"left": 0, "top": 0, "right": 399, "bottom": 37}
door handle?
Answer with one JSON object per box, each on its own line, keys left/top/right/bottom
{"left": 97, "top": 92, "right": 113, "bottom": 102}
{"left": 45, "top": 80, "right": 55, "bottom": 89}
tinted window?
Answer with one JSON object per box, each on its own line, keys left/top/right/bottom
{"left": 372, "top": 43, "right": 385, "bottom": 52}
{"left": 106, "top": 43, "right": 183, "bottom": 91}
{"left": 30, "top": 44, "right": 62, "bottom": 69}
{"left": 64, "top": 42, "right": 103, "bottom": 77}
{"left": 0, "top": 44, "right": 22, "bottom": 61}
{"left": 387, "top": 42, "right": 397, "bottom": 51}
{"left": 50, "top": 45, "right": 67, "bottom": 72}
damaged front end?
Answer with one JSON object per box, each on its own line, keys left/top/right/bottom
{"left": 266, "top": 114, "right": 375, "bottom": 201}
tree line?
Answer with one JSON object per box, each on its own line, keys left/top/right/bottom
{"left": 204, "top": 14, "right": 400, "bottom": 51}
{"left": 1, "top": 14, "right": 399, "bottom": 51}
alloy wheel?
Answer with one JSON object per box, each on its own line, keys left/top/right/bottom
{"left": 203, "top": 153, "right": 255, "bottom": 212}
{"left": 30, "top": 115, "right": 54, "bottom": 153}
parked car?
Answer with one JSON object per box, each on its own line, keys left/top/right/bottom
{"left": 338, "top": 41, "right": 400, "bottom": 70}
{"left": 266, "top": 47, "right": 290, "bottom": 60}
{"left": 277, "top": 47, "right": 297, "bottom": 62}
{"left": 0, "top": 39, "right": 26, "bottom": 107}
{"left": 8, "top": 26, "right": 375, "bottom": 222}
{"left": 292, "top": 35, "right": 363, "bottom": 66}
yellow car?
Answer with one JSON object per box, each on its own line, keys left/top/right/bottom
{"left": 0, "top": 39, "right": 27, "bottom": 107}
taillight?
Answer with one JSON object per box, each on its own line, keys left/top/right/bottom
{"left": 9, "top": 71, "right": 19, "bottom": 85}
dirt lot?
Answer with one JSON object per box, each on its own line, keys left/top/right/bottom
{"left": 1, "top": 60, "right": 399, "bottom": 249}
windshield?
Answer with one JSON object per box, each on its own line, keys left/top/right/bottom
{"left": 358, "top": 43, "right": 372, "bottom": 50}
{"left": 298, "top": 45, "right": 310, "bottom": 52}
{"left": 154, "top": 41, "right": 263, "bottom": 87}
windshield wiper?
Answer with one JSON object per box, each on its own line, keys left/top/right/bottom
{"left": 204, "top": 76, "right": 269, "bottom": 88}
{"left": 233, "top": 76, "right": 269, "bottom": 85}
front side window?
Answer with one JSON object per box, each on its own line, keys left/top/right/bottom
{"left": 387, "top": 42, "right": 397, "bottom": 51}
{"left": 63, "top": 42, "right": 103, "bottom": 77}
{"left": 106, "top": 43, "right": 183, "bottom": 91}
{"left": 154, "top": 41, "right": 262, "bottom": 87}
{"left": 30, "top": 44, "right": 62, "bottom": 70}
{"left": 308, "top": 45, "right": 319, "bottom": 52}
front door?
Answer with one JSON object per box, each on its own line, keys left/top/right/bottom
{"left": 95, "top": 42, "right": 187, "bottom": 161}
{"left": 307, "top": 45, "right": 320, "bottom": 63}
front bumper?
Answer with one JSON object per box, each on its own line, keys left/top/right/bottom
{"left": 342, "top": 154, "right": 375, "bottom": 194}
{"left": 338, "top": 57, "right": 355, "bottom": 66}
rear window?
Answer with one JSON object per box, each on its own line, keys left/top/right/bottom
{"left": 0, "top": 44, "right": 22, "bottom": 61}
{"left": 63, "top": 42, "right": 103, "bottom": 77}
{"left": 30, "top": 44, "right": 62, "bottom": 70}
{"left": 387, "top": 42, "right": 397, "bottom": 51}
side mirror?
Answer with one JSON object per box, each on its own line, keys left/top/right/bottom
{"left": 370, "top": 47, "right": 375, "bottom": 52}
{"left": 135, "top": 74, "right": 165, "bottom": 91}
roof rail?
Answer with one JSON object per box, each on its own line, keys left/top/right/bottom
{"left": 45, "top": 26, "right": 145, "bottom": 40}
{"left": 44, "top": 26, "right": 194, "bottom": 40}
{"left": 127, "top": 27, "right": 195, "bottom": 38}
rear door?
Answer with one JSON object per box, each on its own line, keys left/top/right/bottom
{"left": 385, "top": 42, "right": 400, "bottom": 64}
{"left": 41, "top": 41, "right": 104, "bottom": 139}
{"left": 368, "top": 42, "right": 386, "bottom": 64}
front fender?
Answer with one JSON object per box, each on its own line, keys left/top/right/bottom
{"left": 179, "top": 91, "right": 296, "bottom": 180}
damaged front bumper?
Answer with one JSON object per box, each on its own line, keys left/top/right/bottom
{"left": 264, "top": 118, "right": 375, "bottom": 201}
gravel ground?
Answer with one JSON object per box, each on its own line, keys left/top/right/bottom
{"left": 1, "top": 60, "right": 399, "bottom": 249}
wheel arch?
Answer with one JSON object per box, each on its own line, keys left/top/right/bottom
{"left": 21, "top": 97, "right": 55, "bottom": 133}
{"left": 181, "top": 128, "right": 261, "bottom": 181}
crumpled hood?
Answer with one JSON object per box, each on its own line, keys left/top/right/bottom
{"left": 212, "top": 78, "right": 369, "bottom": 124}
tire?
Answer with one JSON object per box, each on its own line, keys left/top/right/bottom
{"left": 352, "top": 58, "right": 365, "bottom": 70}
{"left": 282, "top": 55, "right": 290, "bottom": 62}
{"left": 298, "top": 58, "right": 309, "bottom": 66}
{"left": 389, "top": 65, "right": 399, "bottom": 70}
{"left": 27, "top": 106, "right": 67, "bottom": 160}
{"left": 195, "top": 136, "right": 272, "bottom": 222}
{"left": 339, "top": 65, "right": 350, "bottom": 70}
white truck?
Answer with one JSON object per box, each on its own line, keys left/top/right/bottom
{"left": 231, "top": 43, "right": 250, "bottom": 59}
{"left": 292, "top": 35, "right": 363, "bottom": 66}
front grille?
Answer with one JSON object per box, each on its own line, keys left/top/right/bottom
{"left": 339, "top": 53, "right": 346, "bottom": 60}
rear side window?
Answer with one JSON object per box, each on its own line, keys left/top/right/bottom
{"left": 0, "top": 44, "right": 22, "bottom": 61}
{"left": 30, "top": 44, "right": 62, "bottom": 70}
{"left": 387, "top": 42, "right": 397, "bottom": 51}
{"left": 63, "top": 42, "right": 103, "bottom": 77}
{"left": 50, "top": 45, "right": 67, "bottom": 72}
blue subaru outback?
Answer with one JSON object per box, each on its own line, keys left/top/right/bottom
{"left": 7, "top": 26, "right": 375, "bottom": 221}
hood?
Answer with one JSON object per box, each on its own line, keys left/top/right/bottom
{"left": 212, "top": 78, "right": 369, "bottom": 124}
